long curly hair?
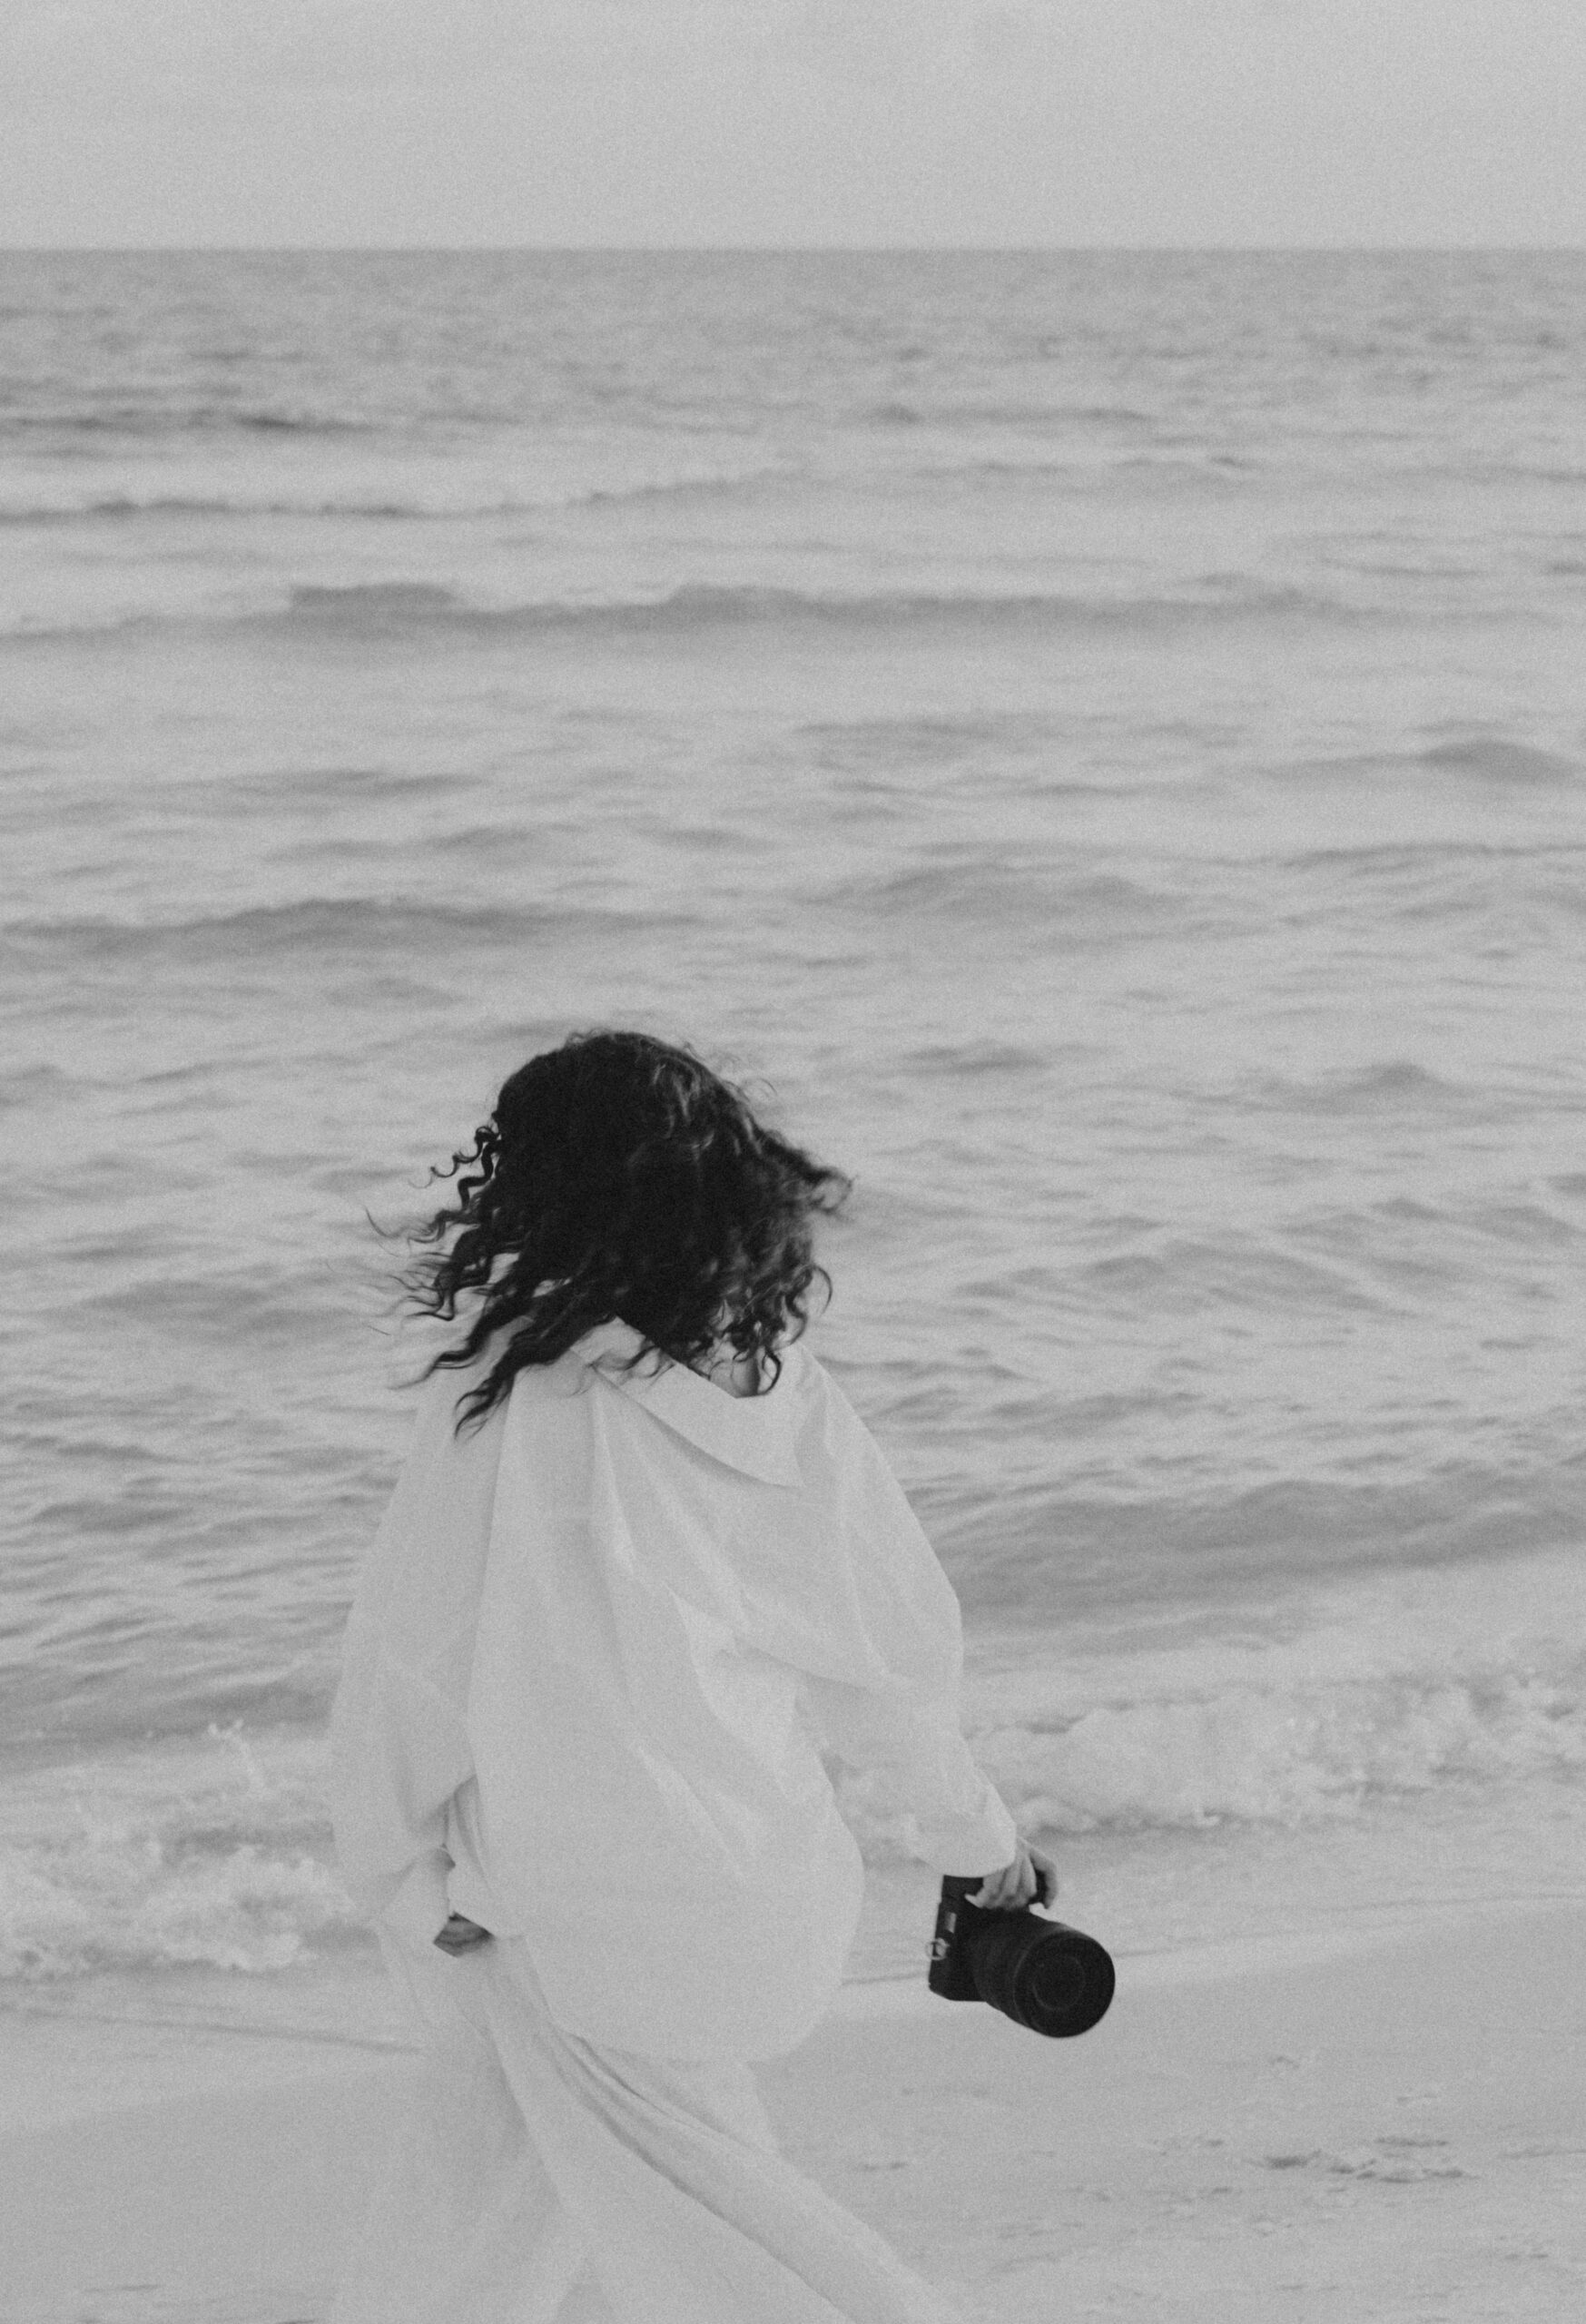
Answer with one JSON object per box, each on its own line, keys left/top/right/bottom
{"left": 394, "top": 1030, "right": 852, "bottom": 1434}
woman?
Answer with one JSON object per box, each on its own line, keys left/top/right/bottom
{"left": 329, "top": 1029, "right": 1055, "bottom": 2324}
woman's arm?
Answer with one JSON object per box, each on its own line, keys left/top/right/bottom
{"left": 798, "top": 1663, "right": 1019, "bottom": 1874}
{"left": 329, "top": 1357, "right": 506, "bottom": 1947}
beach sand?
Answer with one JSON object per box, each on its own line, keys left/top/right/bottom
{"left": 0, "top": 1902, "right": 1580, "bottom": 2324}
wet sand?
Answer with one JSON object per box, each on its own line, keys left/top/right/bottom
{"left": 1, "top": 1900, "right": 1580, "bottom": 2321}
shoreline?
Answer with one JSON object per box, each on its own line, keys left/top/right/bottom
{"left": 2, "top": 1894, "right": 1580, "bottom": 2321}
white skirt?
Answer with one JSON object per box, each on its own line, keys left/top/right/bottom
{"left": 329, "top": 1929, "right": 966, "bottom": 2324}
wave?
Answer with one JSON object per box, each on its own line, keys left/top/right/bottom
{"left": 0, "top": 444, "right": 1267, "bottom": 528}
{"left": 3, "top": 1558, "right": 1580, "bottom": 1976}
{"left": 862, "top": 398, "right": 1156, "bottom": 431}
{"left": 580, "top": 468, "right": 793, "bottom": 508}
{"left": 0, "top": 1729, "right": 355, "bottom": 1981}
{"left": 0, "top": 575, "right": 1363, "bottom": 651}
{"left": 899, "top": 452, "right": 1260, "bottom": 492}
{"left": 272, "top": 577, "right": 1352, "bottom": 642}
{"left": 1235, "top": 1059, "right": 1488, "bottom": 1118}
{"left": 811, "top": 862, "right": 1191, "bottom": 935}
{"left": 0, "top": 1061, "right": 76, "bottom": 1111}
{"left": 1418, "top": 736, "right": 1581, "bottom": 784}
{"left": 1274, "top": 738, "right": 1581, "bottom": 789}
{"left": 3, "top": 406, "right": 378, "bottom": 440}
{"left": 3, "top": 892, "right": 691, "bottom": 969}
{"left": 795, "top": 711, "right": 1059, "bottom": 767}
{"left": 1059, "top": 1238, "right": 1404, "bottom": 1319}
{"left": 897, "top": 1041, "right": 1050, "bottom": 1078}
{"left": 5, "top": 862, "right": 1221, "bottom": 974}
{"left": 0, "top": 466, "right": 794, "bottom": 527}
{"left": 1280, "top": 839, "right": 1583, "bottom": 872}
{"left": 937, "top": 1455, "right": 1586, "bottom": 1628}
{"left": 0, "top": 495, "right": 453, "bottom": 527}
{"left": 965, "top": 1550, "right": 1586, "bottom": 1845}
{"left": 965, "top": 1652, "right": 1585, "bottom": 1844}
{"left": 222, "top": 763, "right": 471, "bottom": 807}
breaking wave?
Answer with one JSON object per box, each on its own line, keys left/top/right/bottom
{"left": 2, "top": 1561, "right": 1580, "bottom": 1977}
{"left": 2, "top": 576, "right": 1363, "bottom": 648}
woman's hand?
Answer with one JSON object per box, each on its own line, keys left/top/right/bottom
{"left": 970, "top": 1837, "right": 1058, "bottom": 1912}
{"left": 433, "top": 1913, "right": 494, "bottom": 1955}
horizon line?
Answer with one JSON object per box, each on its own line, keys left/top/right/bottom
{"left": 3, "top": 241, "right": 1583, "bottom": 259}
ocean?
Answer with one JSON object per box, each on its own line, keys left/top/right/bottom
{"left": 2, "top": 250, "right": 1583, "bottom": 2004}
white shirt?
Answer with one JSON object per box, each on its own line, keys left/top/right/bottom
{"left": 329, "top": 1319, "right": 1018, "bottom": 2062}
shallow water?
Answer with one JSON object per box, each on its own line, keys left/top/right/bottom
{"left": 3, "top": 251, "right": 1583, "bottom": 1981}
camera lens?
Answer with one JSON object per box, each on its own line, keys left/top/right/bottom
{"left": 1026, "top": 1948, "right": 1086, "bottom": 2019}
{"left": 970, "top": 1915, "right": 1116, "bottom": 2038}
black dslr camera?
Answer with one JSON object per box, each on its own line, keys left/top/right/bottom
{"left": 928, "top": 1867, "right": 1114, "bottom": 2038}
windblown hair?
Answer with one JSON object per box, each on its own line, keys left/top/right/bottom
{"left": 395, "top": 1030, "right": 851, "bottom": 1434}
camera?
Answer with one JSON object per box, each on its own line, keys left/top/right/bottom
{"left": 928, "top": 1867, "right": 1114, "bottom": 2038}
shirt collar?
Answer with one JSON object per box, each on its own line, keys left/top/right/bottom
{"left": 576, "top": 1320, "right": 806, "bottom": 1490}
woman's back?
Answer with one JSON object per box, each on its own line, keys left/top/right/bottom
{"left": 331, "top": 1316, "right": 1016, "bottom": 2062}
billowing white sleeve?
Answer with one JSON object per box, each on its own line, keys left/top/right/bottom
{"left": 793, "top": 1388, "right": 1019, "bottom": 1876}
{"left": 802, "top": 1668, "right": 1018, "bottom": 1875}
{"left": 328, "top": 1352, "right": 506, "bottom": 1949}
{"left": 329, "top": 1647, "right": 469, "bottom": 1947}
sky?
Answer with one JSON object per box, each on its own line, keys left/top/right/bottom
{"left": 2, "top": 0, "right": 1583, "bottom": 249}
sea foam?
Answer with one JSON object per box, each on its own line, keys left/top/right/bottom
{"left": 3, "top": 1555, "right": 1579, "bottom": 1980}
